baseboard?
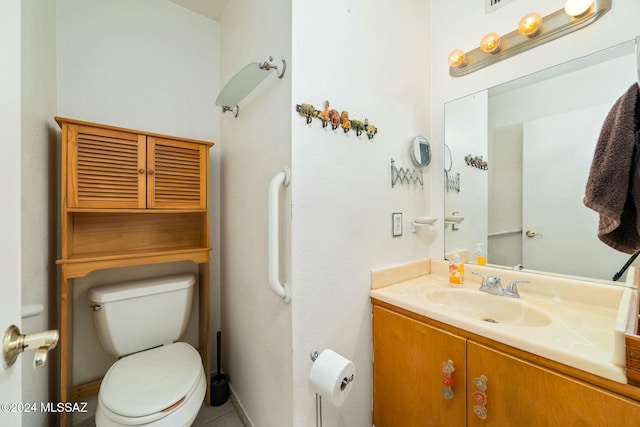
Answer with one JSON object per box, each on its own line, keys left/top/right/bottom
{"left": 230, "top": 385, "right": 254, "bottom": 427}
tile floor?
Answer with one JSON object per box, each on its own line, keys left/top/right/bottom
{"left": 74, "top": 399, "right": 245, "bottom": 426}
{"left": 194, "top": 400, "right": 246, "bottom": 427}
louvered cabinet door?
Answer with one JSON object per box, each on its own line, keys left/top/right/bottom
{"left": 146, "top": 137, "right": 208, "bottom": 209}
{"left": 66, "top": 124, "right": 147, "bottom": 209}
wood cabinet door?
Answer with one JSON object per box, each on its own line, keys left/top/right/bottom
{"left": 373, "top": 306, "right": 466, "bottom": 427}
{"left": 467, "top": 341, "right": 640, "bottom": 426}
{"left": 147, "top": 137, "right": 208, "bottom": 209}
{"left": 66, "top": 124, "right": 146, "bottom": 209}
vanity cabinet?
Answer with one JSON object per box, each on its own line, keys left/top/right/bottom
{"left": 373, "top": 305, "right": 466, "bottom": 427}
{"left": 372, "top": 303, "right": 640, "bottom": 427}
{"left": 55, "top": 117, "right": 214, "bottom": 427}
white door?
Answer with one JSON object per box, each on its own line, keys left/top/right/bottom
{"left": 0, "top": 1, "right": 23, "bottom": 426}
{"left": 522, "top": 103, "right": 628, "bottom": 280}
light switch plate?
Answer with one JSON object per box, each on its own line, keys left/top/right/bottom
{"left": 392, "top": 212, "right": 402, "bottom": 237}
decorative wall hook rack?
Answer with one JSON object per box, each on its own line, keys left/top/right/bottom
{"left": 216, "top": 56, "right": 287, "bottom": 117}
{"left": 391, "top": 158, "right": 423, "bottom": 189}
{"left": 296, "top": 100, "right": 378, "bottom": 140}
{"left": 465, "top": 154, "right": 488, "bottom": 170}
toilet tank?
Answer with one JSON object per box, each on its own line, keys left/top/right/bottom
{"left": 88, "top": 273, "right": 195, "bottom": 357}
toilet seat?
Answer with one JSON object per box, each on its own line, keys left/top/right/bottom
{"left": 97, "top": 342, "right": 205, "bottom": 426}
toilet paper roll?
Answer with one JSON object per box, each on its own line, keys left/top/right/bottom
{"left": 308, "top": 349, "right": 355, "bottom": 407}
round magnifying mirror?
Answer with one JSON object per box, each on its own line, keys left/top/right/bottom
{"left": 410, "top": 136, "right": 431, "bottom": 168}
{"left": 444, "top": 143, "right": 452, "bottom": 172}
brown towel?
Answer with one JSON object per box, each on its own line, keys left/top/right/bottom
{"left": 584, "top": 83, "right": 640, "bottom": 253}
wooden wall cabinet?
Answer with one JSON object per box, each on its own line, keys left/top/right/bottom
{"left": 65, "top": 123, "right": 208, "bottom": 210}
{"left": 372, "top": 303, "right": 640, "bottom": 427}
{"left": 55, "top": 117, "right": 214, "bottom": 427}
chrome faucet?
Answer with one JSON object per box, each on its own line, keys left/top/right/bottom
{"left": 473, "top": 272, "right": 504, "bottom": 296}
{"left": 473, "top": 272, "right": 529, "bottom": 298}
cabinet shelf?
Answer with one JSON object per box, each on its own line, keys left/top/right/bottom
{"left": 57, "top": 247, "right": 211, "bottom": 279}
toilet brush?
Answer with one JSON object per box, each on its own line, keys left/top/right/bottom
{"left": 211, "top": 331, "right": 229, "bottom": 406}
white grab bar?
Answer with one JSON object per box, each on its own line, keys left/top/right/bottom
{"left": 488, "top": 227, "right": 523, "bottom": 238}
{"left": 268, "top": 167, "right": 291, "bottom": 303}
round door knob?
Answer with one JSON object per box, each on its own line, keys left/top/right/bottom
{"left": 138, "top": 168, "right": 145, "bottom": 174}
{"left": 525, "top": 230, "right": 543, "bottom": 238}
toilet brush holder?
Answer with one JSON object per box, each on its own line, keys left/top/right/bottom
{"left": 211, "top": 331, "right": 229, "bottom": 406}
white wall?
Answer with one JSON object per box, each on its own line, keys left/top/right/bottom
{"left": 20, "top": 1, "right": 58, "bottom": 426}
{"left": 56, "top": 1, "right": 220, "bottom": 423}
{"left": 291, "top": 1, "right": 431, "bottom": 425}
{"left": 220, "top": 1, "right": 431, "bottom": 425}
{"left": 430, "top": 0, "right": 640, "bottom": 258}
{"left": 218, "top": 0, "right": 293, "bottom": 425}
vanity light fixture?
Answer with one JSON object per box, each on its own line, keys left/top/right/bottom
{"left": 480, "top": 32, "right": 502, "bottom": 54}
{"left": 564, "top": 0, "right": 594, "bottom": 17}
{"left": 448, "top": 49, "right": 467, "bottom": 68}
{"left": 448, "top": 0, "right": 611, "bottom": 77}
{"left": 518, "top": 12, "right": 542, "bottom": 37}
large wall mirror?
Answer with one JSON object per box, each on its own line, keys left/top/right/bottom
{"left": 444, "top": 39, "right": 638, "bottom": 284}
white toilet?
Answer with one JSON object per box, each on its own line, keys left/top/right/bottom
{"left": 88, "top": 273, "right": 206, "bottom": 427}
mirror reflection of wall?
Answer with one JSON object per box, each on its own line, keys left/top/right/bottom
{"left": 445, "top": 40, "right": 637, "bottom": 281}
{"left": 444, "top": 91, "right": 488, "bottom": 260}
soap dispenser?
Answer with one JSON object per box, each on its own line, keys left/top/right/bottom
{"left": 475, "top": 243, "right": 486, "bottom": 266}
{"left": 449, "top": 252, "right": 464, "bottom": 287}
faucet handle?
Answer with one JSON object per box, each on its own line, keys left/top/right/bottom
{"left": 472, "top": 272, "right": 489, "bottom": 288}
{"left": 504, "top": 280, "right": 529, "bottom": 298}
{"left": 472, "top": 272, "right": 501, "bottom": 291}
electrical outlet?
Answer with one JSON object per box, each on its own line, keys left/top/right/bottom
{"left": 392, "top": 213, "right": 402, "bottom": 237}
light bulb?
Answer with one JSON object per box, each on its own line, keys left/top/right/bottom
{"left": 448, "top": 49, "right": 467, "bottom": 68}
{"left": 564, "top": 0, "right": 594, "bottom": 17}
{"left": 518, "top": 13, "right": 542, "bottom": 37}
{"left": 480, "top": 33, "right": 501, "bottom": 54}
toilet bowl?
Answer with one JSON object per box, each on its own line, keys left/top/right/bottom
{"left": 88, "top": 274, "right": 205, "bottom": 427}
{"left": 95, "top": 343, "right": 206, "bottom": 427}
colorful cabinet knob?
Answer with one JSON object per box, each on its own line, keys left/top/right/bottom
{"left": 442, "top": 386, "right": 455, "bottom": 400}
{"left": 473, "top": 374, "right": 487, "bottom": 391}
{"left": 473, "top": 390, "right": 487, "bottom": 405}
{"left": 442, "top": 359, "right": 455, "bottom": 374}
{"left": 473, "top": 374, "right": 488, "bottom": 419}
{"left": 441, "top": 360, "right": 455, "bottom": 400}
{"left": 443, "top": 375, "right": 455, "bottom": 387}
{"left": 473, "top": 404, "right": 488, "bottom": 420}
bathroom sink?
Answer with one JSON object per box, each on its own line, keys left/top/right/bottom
{"left": 422, "top": 288, "right": 552, "bottom": 327}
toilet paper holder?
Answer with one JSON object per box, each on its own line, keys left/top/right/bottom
{"left": 310, "top": 350, "right": 355, "bottom": 390}
{"left": 310, "top": 350, "right": 355, "bottom": 427}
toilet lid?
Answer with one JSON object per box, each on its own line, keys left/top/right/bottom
{"left": 100, "top": 342, "right": 202, "bottom": 418}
